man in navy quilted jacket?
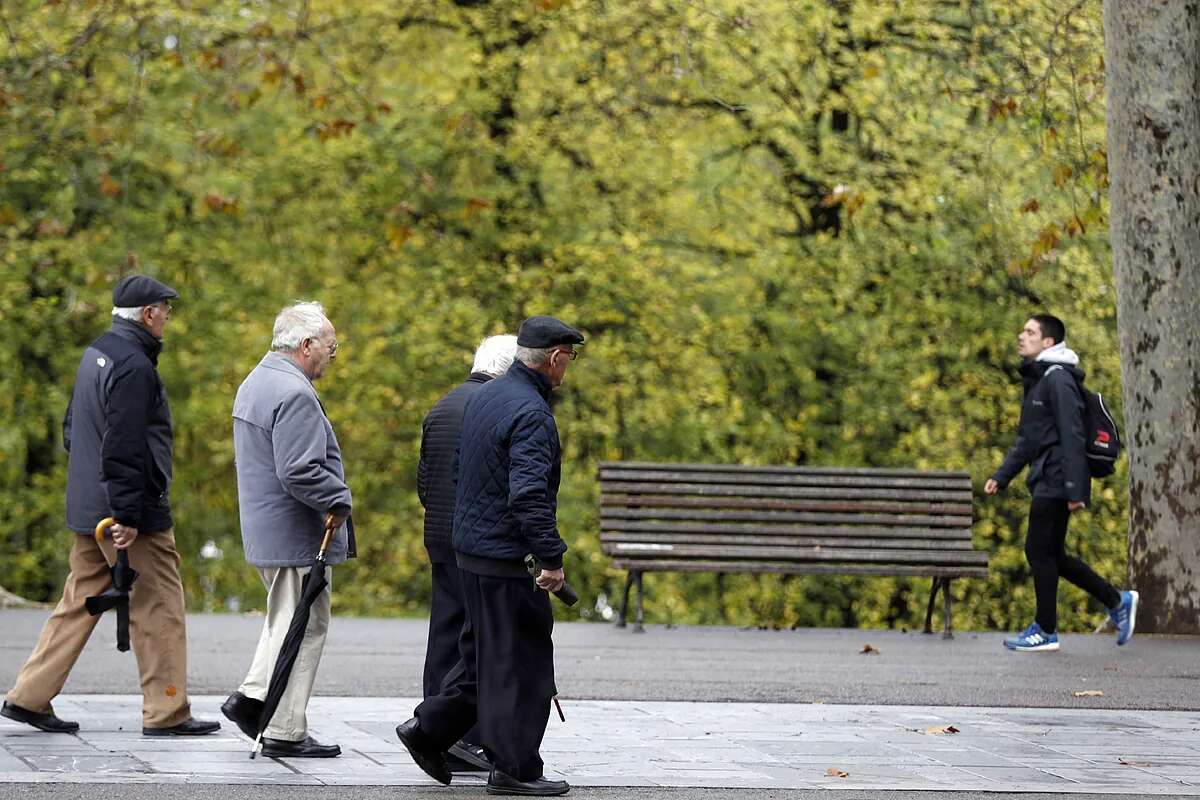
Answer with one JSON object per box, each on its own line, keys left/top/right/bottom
{"left": 396, "top": 315, "right": 582, "bottom": 798}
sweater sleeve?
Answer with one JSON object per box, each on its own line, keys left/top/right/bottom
{"left": 992, "top": 432, "right": 1038, "bottom": 490}
{"left": 507, "top": 411, "right": 568, "bottom": 569}
{"left": 271, "top": 392, "right": 353, "bottom": 514}
{"left": 101, "top": 361, "right": 156, "bottom": 527}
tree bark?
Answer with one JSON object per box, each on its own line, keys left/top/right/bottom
{"left": 1104, "top": 0, "right": 1200, "bottom": 633}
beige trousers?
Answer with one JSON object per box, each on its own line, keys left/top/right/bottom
{"left": 238, "top": 565, "right": 332, "bottom": 741}
{"left": 6, "top": 530, "right": 192, "bottom": 729}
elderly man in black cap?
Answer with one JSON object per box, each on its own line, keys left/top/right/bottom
{"left": 2, "top": 275, "right": 219, "bottom": 737}
{"left": 395, "top": 316, "right": 582, "bottom": 797}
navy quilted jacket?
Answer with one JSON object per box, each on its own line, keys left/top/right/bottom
{"left": 452, "top": 360, "right": 567, "bottom": 570}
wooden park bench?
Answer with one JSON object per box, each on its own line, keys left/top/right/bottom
{"left": 598, "top": 461, "right": 987, "bottom": 637}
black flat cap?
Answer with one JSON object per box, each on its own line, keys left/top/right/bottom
{"left": 517, "top": 315, "right": 584, "bottom": 348}
{"left": 112, "top": 274, "right": 179, "bottom": 307}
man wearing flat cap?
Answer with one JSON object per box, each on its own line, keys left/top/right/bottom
{"left": 396, "top": 315, "right": 582, "bottom": 797}
{"left": 3, "top": 275, "right": 219, "bottom": 737}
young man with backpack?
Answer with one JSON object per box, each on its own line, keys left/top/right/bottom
{"left": 984, "top": 314, "right": 1137, "bottom": 652}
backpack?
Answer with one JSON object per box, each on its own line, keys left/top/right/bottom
{"left": 1045, "top": 365, "right": 1122, "bottom": 478}
{"left": 1080, "top": 388, "right": 1121, "bottom": 477}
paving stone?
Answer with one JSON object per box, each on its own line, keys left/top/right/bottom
{"left": 1, "top": 695, "right": 1199, "bottom": 793}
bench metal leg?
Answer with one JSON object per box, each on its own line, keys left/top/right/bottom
{"left": 942, "top": 578, "right": 954, "bottom": 640}
{"left": 923, "top": 577, "right": 943, "bottom": 635}
{"left": 616, "top": 571, "right": 635, "bottom": 628}
{"left": 633, "top": 571, "right": 645, "bottom": 633}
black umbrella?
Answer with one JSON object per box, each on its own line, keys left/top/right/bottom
{"left": 249, "top": 518, "right": 340, "bottom": 758}
{"left": 85, "top": 518, "right": 138, "bottom": 652}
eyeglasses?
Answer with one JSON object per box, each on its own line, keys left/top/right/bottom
{"left": 556, "top": 348, "right": 578, "bottom": 361}
{"left": 306, "top": 337, "right": 338, "bottom": 356}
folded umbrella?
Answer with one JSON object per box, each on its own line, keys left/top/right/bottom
{"left": 85, "top": 517, "right": 138, "bottom": 652}
{"left": 250, "top": 517, "right": 341, "bottom": 759}
{"left": 524, "top": 554, "right": 579, "bottom": 607}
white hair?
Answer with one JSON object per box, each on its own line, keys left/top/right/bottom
{"left": 515, "top": 346, "right": 552, "bottom": 367}
{"left": 473, "top": 335, "right": 518, "bottom": 376}
{"left": 271, "top": 301, "right": 328, "bottom": 351}
{"left": 112, "top": 306, "right": 146, "bottom": 322}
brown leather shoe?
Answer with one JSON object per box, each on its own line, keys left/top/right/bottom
{"left": 1, "top": 701, "right": 79, "bottom": 733}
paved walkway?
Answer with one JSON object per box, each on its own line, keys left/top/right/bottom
{"left": 2, "top": 695, "right": 1199, "bottom": 793}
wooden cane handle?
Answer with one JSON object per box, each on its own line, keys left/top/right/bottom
{"left": 95, "top": 517, "right": 116, "bottom": 544}
{"left": 319, "top": 526, "right": 335, "bottom": 555}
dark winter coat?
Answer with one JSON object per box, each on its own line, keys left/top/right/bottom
{"left": 991, "top": 358, "right": 1091, "bottom": 505}
{"left": 64, "top": 317, "right": 174, "bottom": 534}
{"left": 451, "top": 360, "right": 568, "bottom": 570}
{"left": 417, "top": 372, "right": 493, "bottom": 563}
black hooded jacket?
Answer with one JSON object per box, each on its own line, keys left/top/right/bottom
{"left": 417, "top": 372, "right": 493, "bottom": 562}
{"left": 64, "top": 317, "right": 174, "bottom": 534}
{"left": 991, "top": 358, "right": 1091, "bottom": 504}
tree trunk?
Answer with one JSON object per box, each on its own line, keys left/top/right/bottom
{"left": 1103, "top": 0, "right": 1200, "bottom": 634}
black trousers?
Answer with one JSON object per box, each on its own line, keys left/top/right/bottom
{"left": 1025, "top": 496, "right": 1121, "bottom": 633}
{"left": 415, "top": 570, "right": 556, "bottom": 782}
{"left": 423, "top": 562, "right": 480, "bottom": 744}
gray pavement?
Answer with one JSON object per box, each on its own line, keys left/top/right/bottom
{"left": 1, "top": 695, "right": 1199, "bottom": 794}
{"left": 1, "top": 609, "right": 1199, "bottom": 797}
{"left": 2, "top": 610, "right": 1197, "bottom": 710}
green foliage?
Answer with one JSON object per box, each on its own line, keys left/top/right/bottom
{"left": 0, "top": 0, "right": 1124, "bottom": 632}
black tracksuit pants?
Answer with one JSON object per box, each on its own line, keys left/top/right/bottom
{"left": 415, "top": 569, "right": 556, "bottom": 782}
{"left": 423, "top": 562, "right": 480, "bottom": 744}
{"left": 1025, "top": 496, "right": 1121, "bottom": 633}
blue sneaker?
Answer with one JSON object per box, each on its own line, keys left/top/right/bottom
{"left": 1004, "top": 622, "right": 1059, "bottom": 652}
{"left": 1110, "top": 590, "right": 1139, "bottom": 646}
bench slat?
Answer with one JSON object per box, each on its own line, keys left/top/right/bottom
{"left": 599, "top": 461, "right": 970, "bottom": 479}
{"left": 600, "top": 468, "right": 970, "bottom": 491}
{"left": 602, "top": 506, "right": 974, "bottom": 530}
{"left": 602, "top": 532, "right": 980, "bottom": 551}
{"left": 602, "top": 498, "right": 971, "bottom": 527}
{"left": 607, "top": 558, "right": 989, "bottom": 578}
{"left": 601, "top": 519, "right": 973, "bottom": 541}
{"left": 602, "top": 543, "right": 988, "bottom": 565}
{"left": 603, "top": 493, "right": 971, "bottom": 514}
{"left": 601, "top": 481, "right": 969, "bottom": 503}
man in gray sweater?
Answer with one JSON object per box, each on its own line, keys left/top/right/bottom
{"left": 220, "top": 301, "right": 353, "bottom": 758}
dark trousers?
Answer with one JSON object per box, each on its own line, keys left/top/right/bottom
{"left": 422, "top": 563, "right": 481, "bottom": 744}
{"left": 415, "top": 570, "right": 556, "bottom": 782}
{"left": 1025, "top": 496, "right": 1121, "bottom": 633}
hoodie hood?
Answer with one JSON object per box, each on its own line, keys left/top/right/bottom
{"left": 1035, "top": 341, "right": 1080, "bottom": 366}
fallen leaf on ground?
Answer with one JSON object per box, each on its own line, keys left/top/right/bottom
{"left": 1119, "top": 758, "right": 1153, "bottom": 768}
{"left": 1073, "top": 690, "right": 1105, "bottom": 697}
{"left": 923, "top": 725, "right": 960, "bottom": 735}
{"left": 825, "top": 768, "right": 849, "bottom": 778}
{"left": 860, "top": 644, "right": 879, "bottom": 655}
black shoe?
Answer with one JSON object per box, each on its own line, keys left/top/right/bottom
{"left": 261, "top": 735, "right": 341, "bottom": 758}
{"left": 446, "top": 739, "right": 491, "bottom": 772}
{"left": 395, "top": 717, "right": 451, "bottom": 785}
{"left": 221, "top": 692, "right": 264, "bottom": 739}
{"left": 1, "top": 700, "right": 79, "bottom": 733}
{"left": 487, "top": 768, "right": 570, "bottom": 796}
{"left": 143, "top": 717, "right": 221, "bottom": 736}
